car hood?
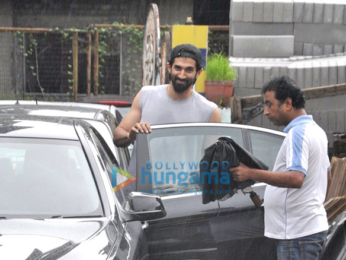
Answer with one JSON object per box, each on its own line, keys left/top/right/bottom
{"left": 0, "top": 218, "right": 118, "bottom": 260}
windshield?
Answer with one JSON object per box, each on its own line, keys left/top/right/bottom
{"left": 0, "top": 138, "right": 102, "bottom": 218}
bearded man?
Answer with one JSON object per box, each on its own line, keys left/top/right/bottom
{"left": 114, "top": 44, "right": 221, "bottom": 147}
{"left": 113, "top": 44, "right": 221, "bottom": 196}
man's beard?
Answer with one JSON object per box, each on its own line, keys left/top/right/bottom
{"left": 170, "top": 74, "right": 197, "bottom": 93}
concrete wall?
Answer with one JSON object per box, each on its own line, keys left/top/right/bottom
{"left": 230, "top": 0, "right": 346, "bottom": 147}
{"left": 230, "top": 0, "right": 346, "bottom": 57}
{"left": 0, "top": 0, "right": 14, "bottom": 95}
{"left": 231, "top": 53, "right": 346, "bottom": 96}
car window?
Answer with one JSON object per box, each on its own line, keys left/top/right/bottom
{"left": 117, "top": 147, "right": 130, "bottom": 171}
{"left": 0, "top": 138, "right": 102, "bottom": 218}
{"left": 89, "top": 129, "right": 126, "bottom": 207}
{"left": 142, "top": 126, "right": 243, "bottom": 197}
{"left": 248, "top": 130, "right": 285, "bottom": 170}
{"left": 96, "top": 111, "right": 116, "bottom": 134}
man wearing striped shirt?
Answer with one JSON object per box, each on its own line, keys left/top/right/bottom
{"left": 230, "top": 76, "right": 331, "bottom": 260}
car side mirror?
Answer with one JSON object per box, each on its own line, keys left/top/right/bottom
{"left": 119, "top": 192, "right": 166, "bottom": 223}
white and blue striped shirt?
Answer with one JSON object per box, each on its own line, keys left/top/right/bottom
{"left": 264, "top": 115, "right": 330, "bottom": 239}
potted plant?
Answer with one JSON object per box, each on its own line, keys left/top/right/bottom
{"left": 205, "top": 53, "right": 237, "bottom": 107}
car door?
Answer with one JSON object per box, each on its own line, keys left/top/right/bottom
{"left": 135, "top": 123, "right": 247, "bottom": 260}
{"left": 81, "top": 123, "right": 149, "bottom": 260}
{"left": 215, "top": 127, "right": 286, "bottom": 260}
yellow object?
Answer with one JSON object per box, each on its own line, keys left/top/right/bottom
{"left": 172, "top": 25, "right": 208, "bottom": 94}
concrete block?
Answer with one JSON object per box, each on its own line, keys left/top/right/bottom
{"left": 283, "top": 2, "right": 294, "bottom": 23}
{"left": 320, "top": 62, "right": 329, "bottom": 86}
{"left": 232, "top": 22, "right": 294, "bottom": 35}
{"left": 303, "top": 2, "right": 314, "bottom": 23}
{"left": 303, "top": 43, "right": 313, "bottom": 56}
{"left": 296, "top": 63, "right": 305, "bottom": 89}
{"left": 329, "top": 61, "right": 338, "bottom": 85}
{"left": 323, "top": 4, "right": 334, "bottom": 24}
{"left": 294, "top": 2, "right": 304, "bottom": 23}
{"left": 279, "top": 67, "right": 288, "bottom": 77}
{"left": 246, "top": 67, "right": 255, "bottom": 89}
{"left": 243, "top": 2, "right": 253, "bottom": 22}
{"left": 263, "top": 2, "right": 274, "bottom": 23}
{"left": 313, "top": 3, "right": 324, "bottom": 24}
{"left": 333, "top": 4, "right": 344, "bottom": 24}
{"left": 271, "top": 66, "right": 280, "bottom": 78}
{"left": 337, "top": 60, "right": 346, "bottom": 84}
{"left": 288, "top": 64, "right": 297, "bottom": 83}
{"left": 294, "top": 23, "right": 346, "bottom": 45}
{"left": 273, "top": 2, "right": 284, "bottom": 23}
{"left": 294, "top": 42, "right": 304, "bottom": 55}
{"left": 263, "top": 66, "right": 272, "bottom": 84}
{"left": 304, "top": 63, "right": 313, "bottom": 89}
{"left": 255, "top": 67, "right": 264, "bottom": 89}
{"left": 239, "top": 66, "right": 247, "bottom": 88}
{"left": 323, "top": 45, "right": 333, "bottom": 55}
{"left": 312, "top": 44, "right": 323, "bottom": 56}
{"left": 312, "top": 62, "right": 321, "bottom": 87}
{"left": 232, "top": 1, "right": 243, "bottom": 22}
{"left": 253, "top": 2, "right": 264, "bottom": 23}
{"left": 334, "top": 44, "right": 344, "bottom": 54}
{"left": 233, "top": 36, "right": 294, "bottom": 58}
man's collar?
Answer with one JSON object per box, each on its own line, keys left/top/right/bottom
{"left": 283, "top": 115, "right": 313, "bottom": 133}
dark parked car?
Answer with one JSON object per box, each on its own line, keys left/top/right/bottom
{"left": 0, "top": 115, "right": 166, "bottom": 259}
{"left": 0, "top": 103, "right": 131, "bottom": 169}
{"left": 132, "top": 123, "right": 346, "bottom": 260}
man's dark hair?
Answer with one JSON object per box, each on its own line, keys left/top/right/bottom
{"left": 262, "top": 76, "right": 305, "bottom": 109}
{"left": 169, "top": 44, "right": 203, "bottom": 71}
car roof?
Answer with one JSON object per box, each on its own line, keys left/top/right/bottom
{"left": 0, "top": 100, "right": 115, "bottom": 110}
{"left": 0, "top": 115, "right": 80, "bottom": 140}
{"left": 0, "top": 104, "right": 109, "bottom": 119}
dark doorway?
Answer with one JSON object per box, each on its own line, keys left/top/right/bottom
{"left": 193, "top": 0, "right": 230, "bottom": 25}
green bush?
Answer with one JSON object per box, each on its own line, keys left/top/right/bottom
{"left": 206, "top": 53, "right": 237, "bottom": 81}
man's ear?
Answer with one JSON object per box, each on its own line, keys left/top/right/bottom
{"left": 285, "top": 97, "right": 293, "bottom": 110}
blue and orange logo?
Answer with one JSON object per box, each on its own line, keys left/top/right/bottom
{"left": 111, "top": 166, "right": 137, "bottom": 192}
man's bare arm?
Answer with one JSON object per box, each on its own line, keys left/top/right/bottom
{"left": 209, "top": 107, "right": 222, "bottom": 123}
{"left": 113, "top": 92, "right": 151, "bottom": 147}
